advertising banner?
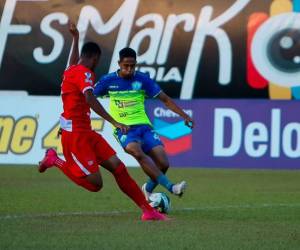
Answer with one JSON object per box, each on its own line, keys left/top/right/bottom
{"left": 147, "top": 99, "right": 300, "bottom": 169}
{"left": 0, "top": 0, "right": 299, "bottom": 99}
{"left": 1, "top": 93, "right": 300, "bottom": 169}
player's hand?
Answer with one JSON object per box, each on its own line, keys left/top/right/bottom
{"left": 69, "top": 21, "right": 79, "bottom": 38}
{"left": 114, "top": 122, "right": 130, "bottom": 134}
{"left": 184, "top": 116, "right": 194, "bottom": 129}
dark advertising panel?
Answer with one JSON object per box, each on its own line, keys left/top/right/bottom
{"left": 0, "top": 0, "right": 299, "bottom": 99}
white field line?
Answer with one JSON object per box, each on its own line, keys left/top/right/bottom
{"left": 1, "top": 203, "right": 300, "bottom": 220}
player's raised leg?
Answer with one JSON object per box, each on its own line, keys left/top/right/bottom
{"left": 38, "top": 148, "right": 102, "bottom": 192}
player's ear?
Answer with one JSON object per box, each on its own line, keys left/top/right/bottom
{"left": 118, "top": 60, "right": 121, "bottom": 66}
{"left": 94, "top": 53, "right": 100, "bottom": 62}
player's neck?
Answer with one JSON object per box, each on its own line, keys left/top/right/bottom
{"left": 78, "top": 59, "right": 93, "bottom": 71}
{"left": 117, "top": 69, "right": 134, "bottom": 79}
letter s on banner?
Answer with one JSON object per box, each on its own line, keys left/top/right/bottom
{"left": 33, "top": 12, "right": 69, "bottom": 64}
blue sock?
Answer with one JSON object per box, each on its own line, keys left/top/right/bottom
{"left": 156, "top": 174, "right": 174, "bottom": 193}
{"left": 145, "top": 178, "right": 158, "bottom": 193}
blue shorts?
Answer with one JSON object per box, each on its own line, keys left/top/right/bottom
{"left": 114, "top": 125, "right": 163, "bottom": 153}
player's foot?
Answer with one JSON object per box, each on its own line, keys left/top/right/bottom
{"left": 38, "top": 148, "right": 58, "bottom": 173}
{"left": 141, "top": 209, "right": 168, "bottom": 221}
{"left": 172, "top": 181, "right": 187, "bottom": 197}
{"left": 142, "top": 183, "right": 151, "bottom": 201}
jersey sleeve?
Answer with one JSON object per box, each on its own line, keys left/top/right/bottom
{"left": 93, "top": 76, "right": 109, "bottom": 97}
{"left": 142, "top": 74, "right": 162, "bottom": 98}
{"left": 76, "top": 70, "right": 95, "bottom": 93}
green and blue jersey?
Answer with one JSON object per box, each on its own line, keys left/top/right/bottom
{"left": 94, "top": 71, "right": 161, "bottom": 126}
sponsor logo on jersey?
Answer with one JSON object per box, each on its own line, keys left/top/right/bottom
{"left": 109, "top": 85, "right": 119, "bottom": 89}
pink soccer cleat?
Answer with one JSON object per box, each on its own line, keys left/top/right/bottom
{"left": 38, "top": 148, "right": 58, "bottom": 173}
{"left": 141, "top": 209, "right": 169, "bottom": 221}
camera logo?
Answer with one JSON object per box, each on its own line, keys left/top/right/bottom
{"left": 247, "top": 0, "right": 300, "bottom": 99}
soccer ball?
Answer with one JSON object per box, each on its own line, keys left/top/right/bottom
{"left": 148, "top": 192, "right": 171, "bottom": 214}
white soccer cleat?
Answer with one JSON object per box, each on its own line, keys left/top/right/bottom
{"left": 172, "top": 181, "right": 187, "bottom": 197}
{"left": 142, "top": 183, "right": 151, "bottom": 201}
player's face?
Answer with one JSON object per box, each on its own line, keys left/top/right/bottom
{"left": 118, "top": 57, "right": 136, "bottom": 78}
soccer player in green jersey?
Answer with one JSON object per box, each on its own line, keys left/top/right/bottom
{"left": 93, "top": 47, "right": 194, "bottom": 200}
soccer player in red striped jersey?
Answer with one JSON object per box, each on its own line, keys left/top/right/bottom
{"left": 38, "top": 23, "right": 166, "bottom": 221}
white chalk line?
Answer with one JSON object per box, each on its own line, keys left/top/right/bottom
{"left": 1, "top": 203, "right": 300, "bottom": 220}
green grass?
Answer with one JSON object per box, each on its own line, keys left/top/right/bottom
{"left": 1, "top": 166, "right": 300, "bottom": 250}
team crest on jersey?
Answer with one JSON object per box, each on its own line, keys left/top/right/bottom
{"left": 120, "top": 135, "right": 127, "bottom": 143}
{"left": 84, "top": 72, "right": 93, "bottom": 84}
{"left": 131, "top": 81, "right": 142, "bottom": 91}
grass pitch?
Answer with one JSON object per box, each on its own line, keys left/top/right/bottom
{"left": 1, "top": 166, "right": 300, "bottom": 250}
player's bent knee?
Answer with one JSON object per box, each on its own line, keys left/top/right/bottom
{"left": 81, "top": 180, "right": 102, "bottom": 192}
{"left": 126, "top": 149, "right": 144, "bottom": 161}
{"left": 93, "top": 183, "right": 103, "bottom": 192}
{"left": 84, "top": 171, "right": 103, "bottom": 192}
{"left": 87, "top": 181, "right": 103, "bottom": 192}
{"left": 160, "top": 162, "right": 169, "bottom": 172}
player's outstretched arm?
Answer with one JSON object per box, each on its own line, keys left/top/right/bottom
{"left": 157, "top": 91, "right": 194, "bottom": 128}
{"left": 84, "top": 90, "right": 129, "bottom": 133}
{"left": 68, "top": 22, "right": 79, "bottom": 66}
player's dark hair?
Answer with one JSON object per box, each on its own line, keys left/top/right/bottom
{"left": 81, "top": 42, "right": 101, "bottom": 58}
{"left": 119, "top": 47, "right": 136, "bottom": 61}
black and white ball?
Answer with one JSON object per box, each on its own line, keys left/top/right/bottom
{"left": 148, "top": 192, "right": 171, "bottom": 214}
